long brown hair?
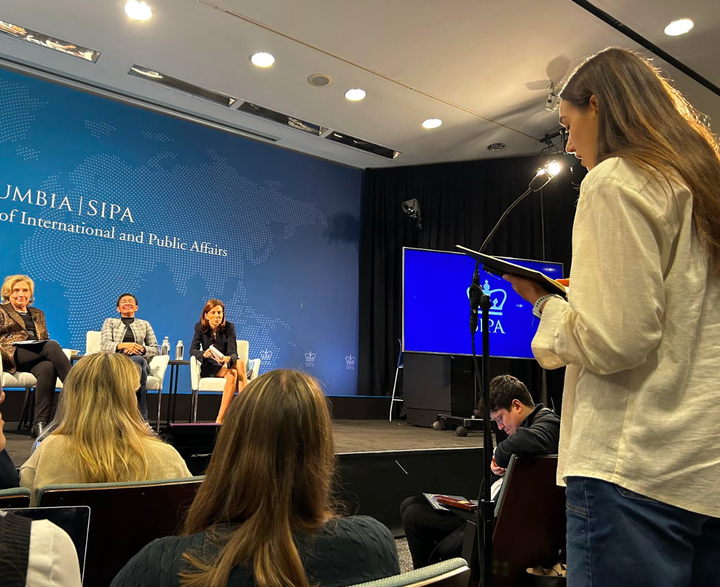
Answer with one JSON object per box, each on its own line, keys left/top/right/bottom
{"left": 560, "top": 47, "right": 720, "bottom": 275}
{"left": 180, "top": 369, "right": 336, "bottom": 587}
{"left": 52, "top": 353, "right": 161, "bottom": 482}
{"left": 199, "top": 299, "right": 226, "bottom": 332}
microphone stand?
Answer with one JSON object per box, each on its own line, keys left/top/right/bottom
{"left": 467, "top": 167, "right": 554, "bottom": 587}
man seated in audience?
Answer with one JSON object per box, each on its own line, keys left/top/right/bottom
{"left": 0, "top": 389, "right": 20, "bottom": 489}
{"left": 101, "top": 293, "right": 159, "bottom": 420}
{"left": 401, "top": 374, "right": 560, "bottom": 568}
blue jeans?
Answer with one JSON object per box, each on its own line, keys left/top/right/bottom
{"left": 566, "top": 477, "right": 720, "bottom": 587}
{"left": 127, "top": 354, "right": 148, "bottom": 421}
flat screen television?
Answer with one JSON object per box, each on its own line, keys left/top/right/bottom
{"left": 402, "top": 247, "right": 564, "bottom": 359}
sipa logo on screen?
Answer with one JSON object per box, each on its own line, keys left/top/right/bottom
{"left": 466, "top": 280, "right": 507, "bottom": 334}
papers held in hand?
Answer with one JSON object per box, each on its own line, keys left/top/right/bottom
{"left": 455, "top": 246, "right": 567, "bottom": 298}
{"left": 12, "top": 339, "right": 51, "bottom": 346}
{"left": 206, "top": 345, "right": 226, "bottom": 363}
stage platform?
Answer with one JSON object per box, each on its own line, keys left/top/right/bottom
{"left": 4, "top": 419, "right": 488, "bottom": 536}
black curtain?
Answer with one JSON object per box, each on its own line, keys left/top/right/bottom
{"left": 358, "top": 154, "right": 584, "bottom": 409}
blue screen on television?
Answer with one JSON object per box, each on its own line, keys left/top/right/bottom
{"left": 402, "top": 247, "right": 564, "bottom": 359}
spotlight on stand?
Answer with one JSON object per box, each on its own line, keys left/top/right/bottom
{"left": 402, "top": 198, "right": 422, "bottom": 229}
{"left": 546, "top": 160, "right": 562, "bottom": 178}
{"left": 529, "top": 160, "right": 563, "bottom": 191}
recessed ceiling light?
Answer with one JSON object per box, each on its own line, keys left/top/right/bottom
{"left": 422, "top": 118, "right": 442, "bottom": 129}
{"left": 344, "top": 88, "right": 366, "bottom": 102}
{"left": 664, "top": 18, "right": 694, "bottom": 36}
{"left": 487, "top": 143, "right": 506, "bottom": 151}
{"left": 125, "top": 1, "right": 153, "bottom": 21}
{"left": 250, "top": 52, "right": 275, "bottom": 68}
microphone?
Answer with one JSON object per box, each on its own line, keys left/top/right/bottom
{"left": 469, "top": 263, "right": 481, "bottom": 334}
{"left": 478, "top": 161, "right": 561, "bottom": 254}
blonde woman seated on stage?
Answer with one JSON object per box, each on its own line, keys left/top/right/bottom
{"left": 20, "top": 353, "right": 191, "bottom": 504}
{"left": 111, "top": 369, "right": 400, "bottom": 587}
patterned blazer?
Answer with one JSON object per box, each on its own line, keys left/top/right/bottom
{"left": 100, "top": 317, "right": 159, "bottom": 357}
{"left": 0, "top": 303, "right": 50, "bottom": 374}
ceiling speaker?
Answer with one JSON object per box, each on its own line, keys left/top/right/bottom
{"left": 307, "top": 73, "right": 333, "bottom": 87}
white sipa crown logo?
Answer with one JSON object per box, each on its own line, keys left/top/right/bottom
{"left": 345, "top": 355, "right": 356, "bottom": 370}
{"left": 260, "top": 349, "right": 273, "bottom": 362}
{"left": 467, "top": 280, "right": 507, "bottom": 335}
{"left": 483, "top": 280, "right": 507, "bottom": 316}
{"left": 305, "top": 351, "right": 316, "bottom": 367}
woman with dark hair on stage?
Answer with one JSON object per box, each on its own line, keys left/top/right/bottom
{"left": 190, "top": 299, "right": 247, "bottom": 423}
{"left": 0, "top": 274, "right": 72, "bottom": 438}
{"left": 505, "top": 47, "right": 720, "bottom": 586}
{"left": 20, "top": 353, "right": 191, "bottom": 504}
{"left": 111, "top": 369, "right": 400, "bottom": 587}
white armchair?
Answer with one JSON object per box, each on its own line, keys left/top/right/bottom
{"left": 189, "top": 340, "right": 260, "bottom": 422}
{"left": 1, "top": 347, "right": 70, "bottom": 430}
{"left": 85, "top": 331, "right": 170, "bottom": 427}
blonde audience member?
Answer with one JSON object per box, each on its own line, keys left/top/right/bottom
{"left": 111, "top": 369, "right": 399, "bottom": 587}
{"left": 20, "top": 352, "right": 191, "bottom": 503}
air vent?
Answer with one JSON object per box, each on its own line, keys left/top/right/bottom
{"left": 238, "top": 102, "right": 327, "bottom": 136}
{"left": 325, "top": 131, "right": 401, "bottom": 160}
{"left": 128, "top": 65, "right": 237, "bottom": 107}
{"left": 307, "top": 73, "right": 333, "bottom": 87}
{"left": 0, "top": 19, "right": 100, "bottom": 62}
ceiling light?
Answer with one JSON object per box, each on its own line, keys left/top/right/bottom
{"left": 250, "top": 52, "right": 275, "bottom": 68}
{"left": 125, "top": 1, "right": 153, "bottom": 21}
{"left": 422, "top": 118, "right": 442, "bottom": 129}
{"left": 487, "top": 143, "right": 505, "bottom": 152}
{"left": 344, "top": 88, "right": 366, "bottom": 102}
{"left": 664, "top": 18, "right": 694, "bottom": 36}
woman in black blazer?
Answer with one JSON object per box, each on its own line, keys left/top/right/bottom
{"left": 190, "top": 299, "right": 247, "bottom": 423}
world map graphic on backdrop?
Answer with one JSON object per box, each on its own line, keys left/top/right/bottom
{"left": 0, "top": 68, "right": 361, "bottom": 394}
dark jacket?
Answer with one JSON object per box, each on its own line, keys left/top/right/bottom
{"left": 110, "top": 516, "right": 400, "bottom": 587}
{"left": 493, "top": 404, "right": 560, "bottom": 468}
{"left": 0, "top": 449, "right": 19, "bottom": 489}
{"left": 189, "top": 321, "right": 238, "bottom": 368}
{"left": 0, "top": 304, "right": 50, "bottom": 373}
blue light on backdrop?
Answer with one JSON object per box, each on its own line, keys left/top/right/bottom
{"left": 0, "top": 67, "right": 362, "bottom": 395}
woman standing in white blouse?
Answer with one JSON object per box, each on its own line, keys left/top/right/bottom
{"left": 506, "top": 47, "right": 720, "bottom": 587}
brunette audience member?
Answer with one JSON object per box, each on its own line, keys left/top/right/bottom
{"left": 111, "top": 369, "right": 400, "bottom": 587}
{"left": 506, "top": 47, "right": 720, "bottom": 586}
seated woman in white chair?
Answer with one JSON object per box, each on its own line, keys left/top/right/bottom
{"left": 190, "top": 299, "right": 247, "bottom": 423}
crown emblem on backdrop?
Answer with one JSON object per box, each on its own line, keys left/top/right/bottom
{"left": 305, "top": 351, "right": 316, "bottom": 362}
{"left": 345, "top": 355, "right": 356, "bottom": 368}
{"left": 482, "top": 280, "right": 507, "bottom": 316}
{"left": 260, "top": 349, "right": 273, "bottom": 361}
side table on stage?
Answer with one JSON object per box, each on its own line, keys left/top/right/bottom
{"left": 166, "top": 359, "right": 190, "bottom": 425}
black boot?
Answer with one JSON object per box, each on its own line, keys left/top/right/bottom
{"left": 31, "top": 422, "right": 46, "bottom": 438}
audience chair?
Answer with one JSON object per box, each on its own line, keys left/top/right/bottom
{"left": 0, "top": 486, "right": 31, "bottom": 508}
{"left": 1, "top": 349, "right": 70, "bottom": 430}
{"left": 459, "top": 455, "right": 565, "bottom": 587}
{"left": 37, "top": 476, "right": 204, "bottom": 587}
{"left": 349, "top": 558, "right": 470, "bottom": 587}
{"left": 85, "top": 331, "right": 170, "bottom": 425}
{"left": 189, "top": 339, "right": 260, "bottom": 422}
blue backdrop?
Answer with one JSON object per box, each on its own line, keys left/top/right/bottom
{"left": 0, "top": 67, "right": 362, "bottom": 395}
